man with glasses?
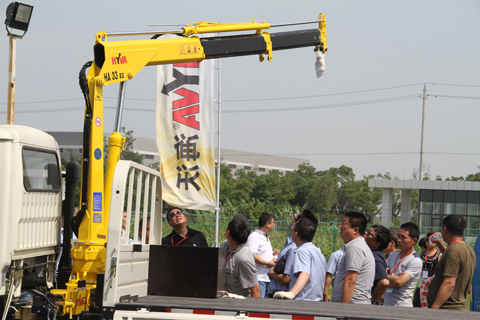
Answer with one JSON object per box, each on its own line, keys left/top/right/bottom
{"left": 364, "top": 225, "right": 391, "bottom": 304}
{"left": 161, "top": 208, "right": 208, "bottom": 247}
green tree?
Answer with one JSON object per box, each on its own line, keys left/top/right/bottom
{"left": 104, "top": 127, "right": 144, "bottom": 168}
{"left": 288, "top": 163, "right": 318, "bottom": 208}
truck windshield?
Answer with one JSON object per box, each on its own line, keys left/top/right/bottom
{"left": 22, "top": 148, "right": 61, "bottom": 192}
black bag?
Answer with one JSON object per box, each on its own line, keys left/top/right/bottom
{"left": 273, "top": 256, "right": 287, "bottom": 274}
{"left": 413, "top": 287, "right": 421, "bottom": 307}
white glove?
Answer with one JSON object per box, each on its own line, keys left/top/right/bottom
{"left": 218, "top": 290, "right": 246, "bottom": 299}
{"left": 273, "top": 291, "right": 295, "bottom": 299}
{"left": 315, "top": 50, "right": 325, "bottom": 78}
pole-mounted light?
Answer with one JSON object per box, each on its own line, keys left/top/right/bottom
{"left": 5, "top": 2, "right": 33, "bottom": 37}
{"left": 5, "top": 2, "right": 33, "bottom": 124}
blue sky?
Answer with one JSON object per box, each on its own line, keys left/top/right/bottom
{"left": 1, "top": 0, "right": 479, "bottom": 179}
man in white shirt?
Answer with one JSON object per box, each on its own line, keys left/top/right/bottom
{"left": 247, "top": 212, "right": 279, "bottom": 298}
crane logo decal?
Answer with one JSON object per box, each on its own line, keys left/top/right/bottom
{"left": 112, "top": 53, "right": 128, "bottom": 65}
{"left": 162, "top": 63, "right": 200, "bottom": 130}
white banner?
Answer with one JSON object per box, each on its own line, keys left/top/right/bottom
{"left": 156, "top": 60, "right": 216, "bottom": 212}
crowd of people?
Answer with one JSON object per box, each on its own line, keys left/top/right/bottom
{"left": 156, "top": 207, "right": 476, "bottom": 311}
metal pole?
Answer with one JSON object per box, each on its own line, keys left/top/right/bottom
{"left": 419, "top": 84, "right": 427, "bottom": 180}
{"left": 214, "top": 55, "right": 222, "bottom": 247}
{"left": 7, "top": 35, "right": 17, "bottom": 124}
{"left": 114, "top": 81, "right": 127, "bottom": 132}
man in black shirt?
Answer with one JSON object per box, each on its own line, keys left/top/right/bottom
{"left": 364, "top": 225, "right": 391, "bottom": 304}
{"left": 161, "top": 208, "right": 209, "bottom": 247}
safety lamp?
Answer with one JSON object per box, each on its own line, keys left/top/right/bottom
{"left": 5, "top": 2, "right": 33, "bottom": 34}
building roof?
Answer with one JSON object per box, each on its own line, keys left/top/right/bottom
{"left": 368, "top": 179, "right": 480, "bottom": 191}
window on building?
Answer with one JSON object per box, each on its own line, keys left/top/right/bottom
{"left": 258, "top": 167, "right": 266, "bottom": 172}
{"left": 78, "top": 148, "right": 83, "bottom": 154}
{"left": 60, "top": 148, "right": 63, "bottom": 153}
{"left": 419, "top": 189, "right": 480, "bottom": 236}
{"left": 144, "top": 154, "right": 154, "bottom": 159}
{"left": 244, "top": 166, "right": 251, "bottom": 170}
{"left": 228, "top": 164, "right": 236, "bottom": 169}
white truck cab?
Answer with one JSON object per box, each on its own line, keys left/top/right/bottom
{"left": 0, "top": 125, "right": 61, "bottom": 300}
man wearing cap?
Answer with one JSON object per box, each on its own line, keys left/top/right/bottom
{"left": 161, "top": 208, "right": 209, "bottom": 247}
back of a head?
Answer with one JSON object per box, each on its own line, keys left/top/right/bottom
{"left": 390, "top": 232, "right": 398, "bottom": 248}
{"left": 258, "top": 212, "right": 274, "bottom": 228}
{"left": 228, "top": 214, "right": 252, "bottom": 244}
{"left": 400, "top": 222, "right": 420, "bottom": 242}
{"left": 300, "top": 208, "right": 318, "bottom": 229}
{"left": 295, "top": 218, "right": 316, "bottom": 242}
{"left": 372, "top": 225, "right": 391, "bottom": 251}
{"left": 344, "top": 211, "right": 367, "bottom": 235}
{"left": 418, "top": 237, "right": 427, "bottom": 249}
{"left": 443, "top": 214, "right": 466, "bottom": 236}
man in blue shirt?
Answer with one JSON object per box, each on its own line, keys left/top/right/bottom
{"left": 273, "top": 218, "right": 327, "bottom": 301}
{"left": 323, "top": 246, "right": 345, "bottom": 301}
{"left": 267, "top": 209, "right": 318, "bottom": 297}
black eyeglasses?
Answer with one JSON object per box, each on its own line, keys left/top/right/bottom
{"left": 366, "top": 229, "right": 378, "bottom": 242}
{"left": 168, "top": 209, "right": 184, "bottom": 220}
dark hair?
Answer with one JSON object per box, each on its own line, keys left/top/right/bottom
{"left": 259, "top": 212, "right": 274, "bottom": 227}
{"left": 228, "top": 214, "right": 251, "bottom": 244}
{"left": 124, "top": 206, "right": 127, "bottom": 212}
{"left": 443, "top": 215, "right": 466, "bottom": 236}
{"left": 139, "top": 217, "right": 150, "bottom": 229}
{"left": 344, "top": 212, "right": 367, "bottom": 235}
{"left": 294, "top": 218, "right": 316, "bottom": 242}
{"left": 400, "top": 222, "right": 420, "bottom": 243}
{"left": 426, "top": 231, "right": 436, "bottom": 238}
{"left": 298, "top": 208, "right": 318, "bottom": 228}
{"left": 390, "top": 232, "right": 398, "bottom": 248}
{"left": 372, "top": 225, "right": 391, "bottom": 251}
{"left": 418, "top": 237, "right": 427, "bottom": 249}
{"left": 62, "top": 200, "right": 79, "bottom": 216}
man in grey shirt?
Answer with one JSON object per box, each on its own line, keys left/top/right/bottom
{"left": 220, "top": 214, "right": 260, "bottom": 297}
{"left": 331, "top": 212, "right": 375, "bottom": 304}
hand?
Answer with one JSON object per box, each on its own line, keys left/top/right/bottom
{"left": 267, "top": 270, "right": 275, "bottom": 279}
{"left": 273, "top": 291, "right": 295, "bottom": 300}
{"left": 323, "top": 292, "right": 330, "bottom": 302}
{"left": 273, "top": 249, "right": 280, "bottom": 255}
{"left": 268, "top": 260, "right": 276, "bottom": 267}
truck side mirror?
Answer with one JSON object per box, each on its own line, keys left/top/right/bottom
{"left": 45, "top": 163, "right": 60, "bottom": 190}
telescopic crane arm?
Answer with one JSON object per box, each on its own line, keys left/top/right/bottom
{"left": 51, "top": 13, "right": 327, "bottom": 318}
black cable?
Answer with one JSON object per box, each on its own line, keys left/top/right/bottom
{"left": 220, "top": 95, "right": 418, "bottom": 113}
{"left": 430, "top": 94, "right": 480, "bottom": 100}
{"left": 71, "top": 61, "right": 92, "bottom": 238}
{"left": 222, "top": 84, "right": 425, "bottom": 102}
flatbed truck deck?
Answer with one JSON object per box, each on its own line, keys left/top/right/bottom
{"left": 114, "top": 295, "right": 479, "bottom": 320}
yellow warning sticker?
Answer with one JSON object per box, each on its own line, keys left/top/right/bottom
{"left": 179, "top": 44, "right": 200, "bottom": 55}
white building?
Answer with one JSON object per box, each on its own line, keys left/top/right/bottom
{"left": 47, "top": 132, "right": 309, "bottom": 176}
